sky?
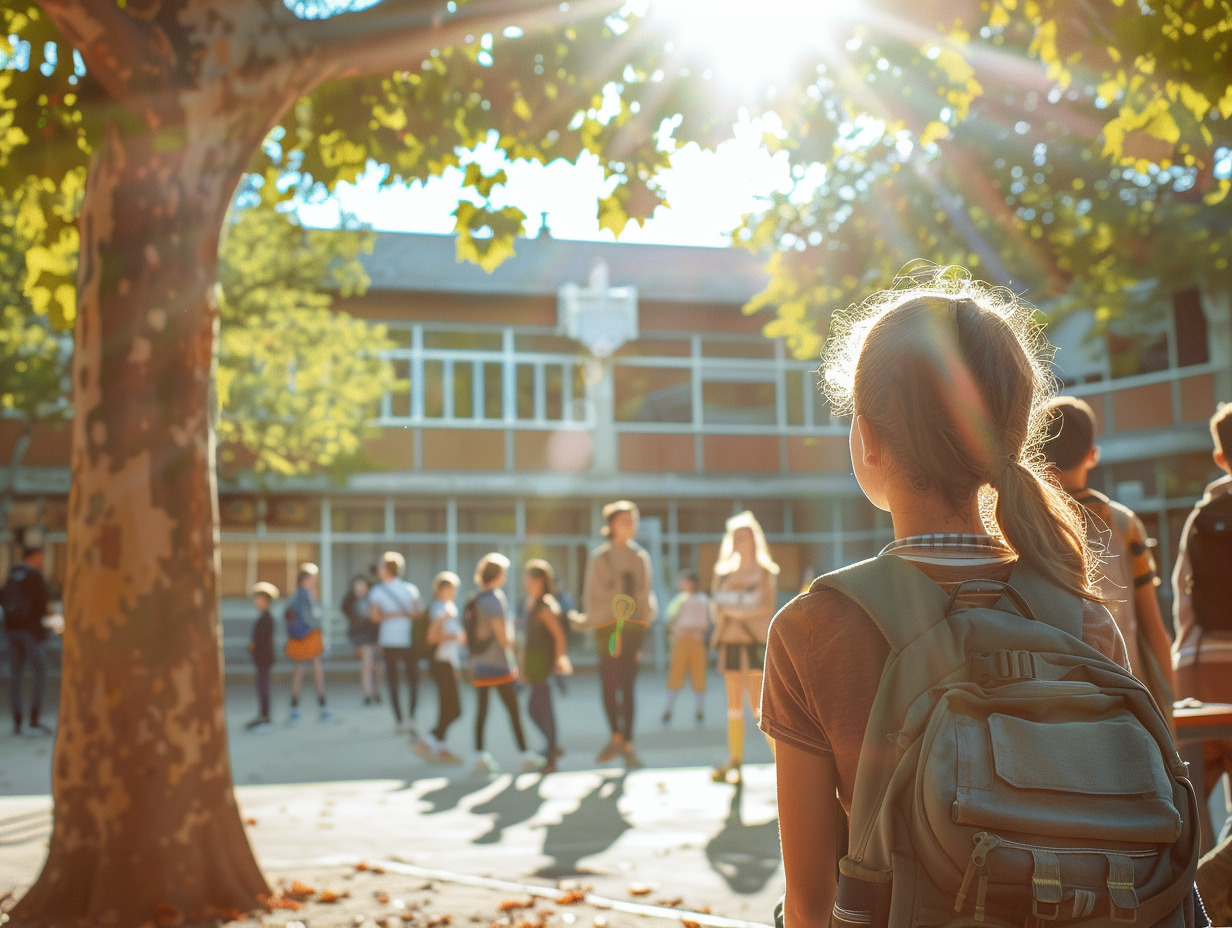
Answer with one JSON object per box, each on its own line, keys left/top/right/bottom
{"left": 297, "top": 116, "right": 796, "bottom": 248}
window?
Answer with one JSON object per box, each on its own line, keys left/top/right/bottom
{"left": 458, "top": 500, "right": 516, "bottom": 535}
{"left": 331, "top": 500, "right": 385, "bottom": 533}
{"left": 395, "top": 500, "right": 447, "bottom": 534}
{"left": 701, "top": 380, "right": 776, "bottom": 426}
{"left": 614, "top": 365, "right": 692, "bottom": 423}
{"left": 1173, "top": 288, "right": 1210, "bottom": 368}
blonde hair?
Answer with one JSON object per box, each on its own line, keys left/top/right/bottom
{"left": 715, "top": 510, "right": 780, "bottom": 577}
{"left": 474, "top": 552, "right": 510, "bottom": 588}
{"left": 381, "top": 550, "right": 405, "bottom": 577}
{"left": 823, "top": 263, "right": 1094, "bottom": 597}
{"left": 433, "top": 570, "right": 461, "bottom": 594}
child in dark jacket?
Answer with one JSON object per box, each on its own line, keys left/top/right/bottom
{"left": 246, "top": 582, "right": 279, "bottom": 731}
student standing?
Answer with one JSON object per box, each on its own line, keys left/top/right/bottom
{"left": 661, "top": 570, "right": 710, "bottom": 726}
{"left": 522, "top": 559, "right": 572, "bottom": 772}
{"left": 465, "top": 553, "right": 541, "bottom": 776}
{"left": 1041, "top": 395, "right": 1176, "bottom": 721}
{"left": 760, "top": 272, "right": 1198, "bottom": 927}
{"left": 580, "top": 500, "right": 658, "bottom": 769}
{"left": 2, "top": 541, "right": 54, "bottom": 736}
{"left": 342, "top": 574, "right": 382, "bottom": 706}
{"left": 1172, "top": 402, "right": 1232, "bottom": 843}
{"left": 245, "top": 582, "right": 279, "bottom": 731}
{"left": 369, "top": 551, "right": 424, "bottom": 734}
{"left": 415, "top": 571, "right": 465, "bottom": 763}
{"left": 285, "top": 563, "right": 332, "bottom": 723}
{"left": 710, "top": 511, "right": 779, "bottom": 784}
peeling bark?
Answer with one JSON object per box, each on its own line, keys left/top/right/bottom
{"left": 11, "top": 3, "right": 322, "bottom": 925}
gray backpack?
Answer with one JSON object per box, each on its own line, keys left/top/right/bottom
{"left": 822, "top": 555, "right": 1201, "bottom": 928}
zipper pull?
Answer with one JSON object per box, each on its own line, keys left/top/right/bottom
{"left": 955, "top": 833, "right": 1002, "bottom": 915}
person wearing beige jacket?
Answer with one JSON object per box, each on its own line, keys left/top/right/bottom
{"left": 709, "top": 511, "right": 779, "bottom": 784}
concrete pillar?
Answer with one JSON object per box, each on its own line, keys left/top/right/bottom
{"left": 589, "top": 358, "right": 617, "bottom": 476}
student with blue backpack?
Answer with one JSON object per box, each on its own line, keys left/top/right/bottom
{"left": 761, "top": 267, "right": 1205, "bottom": 928}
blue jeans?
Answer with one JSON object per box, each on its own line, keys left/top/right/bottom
{"left": 7, "top": 630, "right": 46, "bottom": 728}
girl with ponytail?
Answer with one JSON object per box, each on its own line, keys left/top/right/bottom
{"left": 759, "top": 266, "right": 1133, "bottom": 928}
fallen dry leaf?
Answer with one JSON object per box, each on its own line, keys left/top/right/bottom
{"left": 426, "top": 916, "right": 452, "bottom": 927}
{"left": 357, "top": 862, "right": 372, "bottom": 872}
{"left": 655, "top": 899, "right": 684, "bottom": 908}
{"left": 376, "top": 892, "right": 391, "bottom": 904}
{"left": 681, "top": 921, "right": 701, "bottom": 928}
{"left": 498, "top": 899, "right": 536, "bottom": 912}
{"left": 627, "top": 884, "right": 652, "bottom": 897}
{"left": 155, "top": 903, "right": 183, "bottom": 928}
{"left": 555, "top": 890, "right": 586, "bottom": 905}
{"left": 318, "top": 890, "right": 350, "bottom": 904}
{"left": 260, "top": 895, "right": 303, "bottom": 912}
{"left": 244, "top": 817, "right": 258, "bottom": 826}
{"left": 286, "top": 881, "right": 316, "bottom": 901}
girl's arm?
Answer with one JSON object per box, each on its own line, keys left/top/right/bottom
{"left": 776, "top": 741, "right": 841, "bottom": 928}
{"left": 715, "top": 569, "right": 777, "bottom": 622}
{"left": 539, "top": 603, "right": 569, "bottom": 667}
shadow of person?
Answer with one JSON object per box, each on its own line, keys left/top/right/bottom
{"left": 415, "top": 776, "right": 493, "bottom": 815}
{"left": 472, "top": 774, "right": 549, "bottom": 845}
{"left": 704, "top": 782, "right": 782, "bottom": 894}
{"left": 536, "top": 773, "right": 630, "bottom": 879}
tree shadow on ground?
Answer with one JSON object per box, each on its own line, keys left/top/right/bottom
{"left": 471, "top": 775, "right": 548, "bottom": 845}
{"left": 535, "top": 774, "right": 630, "bottom": 879}
{"left": 704, "top": 782, "right": 782, "bottom": 894}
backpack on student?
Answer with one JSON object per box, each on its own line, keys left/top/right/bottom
{"left": 823, "top": 555, "right": 1201, "bottom": 928}
{"left": 1185, "top": 492, "right": 1232, "bottom": 635}
{"left": 462, "top": 595, "right": 492, "bottom": 651}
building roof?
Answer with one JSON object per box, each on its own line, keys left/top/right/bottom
{"left": 361, "top": 232, "right": 772, "bottom": 304}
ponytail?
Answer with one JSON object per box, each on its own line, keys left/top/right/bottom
{"left": 991, "top": 459, "right": 1093, "bottom": 599}
{"left": 825, "top": 263, "right": 1100, "bottom": 600}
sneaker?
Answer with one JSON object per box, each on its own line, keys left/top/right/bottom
{"left": 711, "top": 761, "right": 741, "bottom": 784}
{"left": 595, "top": 737, "right": 624, "bottom": 764}
{"left": 695, "top": 710, "right": 705, "bottom": 725}
{"left": 472, "top": 752, "right": 499, "bottom": 777}
{"left": 318, "top": 708, "right": 337, "bottom": 723}
{"left": 540, "top": 758, "right": 558, "bottom": 774}
{"left": 363, "top": 696, "right": 374, "bottom": 706}
{"left": 547, "top": 747, "right": 565, "bottom": 762}
{"left": 288, "top": 707, "right": 302, "bottom": 725}
{"left": 413, "top": 734, "right": 441, "bottom": 761}
{"left": 623, "top": 747, "right": 644, "bottom": 770}
{"left": 661, "top": 710, "right": 672, "bottom": 725}
{"left": 520, "top": 751, "right": 546, "bottom": 773}
{"left": 244, "top": 716, "right": 271, "bottom": 732}
{"left": 435, "top": 749, "right": 463, "bottom": 765}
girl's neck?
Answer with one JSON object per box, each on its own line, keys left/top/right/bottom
{"left": 887, "top": 487, "right": 986, "bottom": 540}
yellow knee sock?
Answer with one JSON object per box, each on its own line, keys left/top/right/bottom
{"left": 727, "top": 713, "right": 744, "bottom": 765}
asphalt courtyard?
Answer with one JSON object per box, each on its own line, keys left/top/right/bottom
{"left": 0, "top": 667, "right": 781, "bottom": 924}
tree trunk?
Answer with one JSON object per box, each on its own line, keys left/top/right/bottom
{"left": 10, "top": 108, "right": 273, "bottom": 928}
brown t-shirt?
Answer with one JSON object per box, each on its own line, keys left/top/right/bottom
{"left": 759, "top": 545, "right": 1129, "bottom": 815}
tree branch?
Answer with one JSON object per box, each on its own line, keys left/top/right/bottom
{"left": 305, "top": 0, "right": 619, "bottom": 82}
{"left": 36, "top": 0, "right": 181, "bottom": 122}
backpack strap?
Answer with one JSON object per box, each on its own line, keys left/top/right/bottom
{"left": 820, "top": 556, "right": 951, "bottom": 654}
{"left": 819, "top": 555, "right": 1086, "bottom": 651}
{"left": 1002, "top": 560, "right": 1084, "bottom": 639}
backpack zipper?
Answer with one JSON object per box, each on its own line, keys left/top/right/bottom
{"left": 994, "top": 837, "right": 1155, "bottom": 858}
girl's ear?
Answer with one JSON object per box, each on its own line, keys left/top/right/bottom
{"left": 855, "top": 414, "right": 883, "bottom": 468}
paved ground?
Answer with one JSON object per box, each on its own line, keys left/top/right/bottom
{"left": 0, "top": 669, "right": 781, "bottom": 925}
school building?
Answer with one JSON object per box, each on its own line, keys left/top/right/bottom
{"left": 2, "top": 231, "right": 1229, "bottom": 664}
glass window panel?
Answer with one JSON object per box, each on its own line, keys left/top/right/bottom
{"left": 422, "top": 359, "right": 444, "bottom": 418}
{"left": 219, "top": 541, "right": 251, "bottom": 599}
{"left": 331, "top": 499, "right": 385, "bottom": 533}
{"left": 453, "top": 362, "right": 474, "bottom": 419}
{"left": 220, "top": 495, "right": 259, "bottom": 529}
{"left": 525, "top": 501, "right": 590, "bottom": 536}
{"left": 394, "top": 500, "right": 447, "bottom": 534}
{"left": 614, "top": 365, "right": 692, "bottom": 423}
{"left": 701, "top": 381, "right": 776, "bottom": 426}
{"left": 785, "top": 369, "right": 805, "bottom": 426}
{"left": 390, "top": 359, "right": 411, "bottom": 418}
{"left": 743, "top": 500, "right": 785, "bottom": 534}
{"left": 703, "top": 338, "right": 775, "bottom": 359}
{"left": 424, "top": 330, "right": 502, "bottom": 351}
{"left": 545, "top": 365, "right": 564, "bottom": 420}
{"left": 484, "top": 362, "right": 504, "bottom": 419}
{"left": 677, "top": 499, "right": 737, "bottom": 535}
{"left": 790, "top": 499, "right": 835, "bottom": 534}
{"left": 516, "top": 333, "right": 582, "bottom": 354}
{"left": 615, "top": 338, "right": 691, "bottom": 358}
{"left": 516, "top": 365, "right": 535, "bottom": 420}
{"left": 458, "top": 500, "right": 516, "bottom": 535}
{"left": 267, "top": 496, "right": 316, "bottom": 529}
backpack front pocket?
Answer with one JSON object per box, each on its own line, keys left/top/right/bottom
{"left": 941, "top": 707, "right": 1182, "bottom": 844}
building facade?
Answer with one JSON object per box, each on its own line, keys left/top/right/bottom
{"left": 3, "top": 232, "right": 1229, "bottom": 666}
